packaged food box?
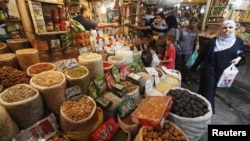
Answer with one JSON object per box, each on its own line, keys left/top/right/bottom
{"left": 131, "top": 96, "right": 172, "bottom": 130}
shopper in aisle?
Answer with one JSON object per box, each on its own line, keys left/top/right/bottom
{"left": 73, "top": 5, "right": 119, "bottom": 30}
{"left": 179, "top": 17, "right": 199, "bottom": 85}
{"left": 135, "top": 13, "right": 167, "bottom": 55}
{"left": 160, "top": 34, "right": 176, "bottom": 69}
{"left": 164, "top": 15, "right": 180, "bottom": 69}
{"left": 141, "top": 47, "right": 160, "bottom": 68}
{"left": 191, "top": 20, "right": 246, "bottom": 114}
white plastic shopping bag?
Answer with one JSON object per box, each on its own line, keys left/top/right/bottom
{"left": 217, "top": 64, "right": 239, "bottom": 88}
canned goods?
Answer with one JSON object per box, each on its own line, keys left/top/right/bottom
{"left": 53, "top": 23, "right": 60, "bottom": 31}
{"left": 51, "top": 9, "right": 59, "bottom": 23}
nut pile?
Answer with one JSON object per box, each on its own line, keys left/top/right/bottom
{"left": 61, "top": 97, "right": 95, "bottom": 121}
{"left": 142, "top": 121, "right": 188, "bottom": 141}
{"left": 48, "top": 134, "right": 69, "bottom": 141}
{"left": 1, "top": 84, "right": 37, "bottom": 103}
{"left": 0, "top": 66, "right": 30, "bottom": 90}
{"left": 168, "top": 89, "right": 209, "bottom": 118}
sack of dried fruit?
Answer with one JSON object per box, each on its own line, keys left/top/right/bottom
{"left": 30, "top": 71, "right": 66, "bottom": 115}
{"left": 0, "top": 105, "right": 19, "bottom": 141}
{"left": 60, "top": 96, "right": 97, "bottom": 132}
{"left": 0, "top": 84, "right": 44, "bottom": 129}
{"left": 167, "top": 88, "right": 213, "bottom": 141}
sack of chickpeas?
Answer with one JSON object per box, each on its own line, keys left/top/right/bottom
{"left": 167, "top": 88, "right": 213, "bottom": 141}
{"left": 0, "top": 105, "right": 19, "bottom": 141}
{"left": 60, "top": 96, "right": 97, "bottom": 132}
{"left": 0, "top": 84, "right": 44, "bottom": 129}
{"left": 30, "top": 71, "right": 67, "bottom": 115}
{"left": 135, "top": 120, "right": 189, "bottom": 141}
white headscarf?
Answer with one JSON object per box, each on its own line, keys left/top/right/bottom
{"left": 215, "top": 20, "right": 236, "bottom": 52}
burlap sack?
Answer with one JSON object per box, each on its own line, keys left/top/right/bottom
{"left": 0, "top": 84, "right": 44, "bottom": 129}
{"left": 0, "top": 105, "right": 19, "bottom": 141}
{"left": 60, "top": 96, "right": 97, "bottom": 132}
{"left": 30, "top": 71, "right": 66, "bottom": 115}
{"left": 167, "top": 87, "right": 212, "bottom": 141}
{"left": 26, "top": 62, "right": 57, "bottom": 77}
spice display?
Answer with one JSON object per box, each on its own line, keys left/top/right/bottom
{"left": 120, "top": 80, "right": 138, "bottom": 93}
{"left": 108, "top": 56, "right": 126, "bottom": 68}
{"left": 31, "top": 71, "right": 64, "bottom": 87}
{"left": 48, "top": 133, "right": 69, "bottom": 141}
{"left": 61, "top": 96, "right": 96, "bottom": 121}
{"left": 1, "top": 84, "right": 36, "bottom": 103}
{"left": 164, "top": 75, "right": 180, "bottom": 87}
{"left": 0, "top": 66, "right": 30, "bottom": 90}
{"left": 0, "top": 53, "right": 19, "bottom": 68}
{"left": 78, "top": 53, "right": 104, "bottom": 81}
{"left": 66, "top": 66, "right": 89, "bottom": 95}
{"left": 0, "top": 84, "right": 44, "bottom": 129}
{"left": 27, "top": 62, "right": 56, "bottom": 77}
{"left": 66, "top": 66, "right": 88, "bottom": 78}
{"left": 115, "top": 50, "right": 133, "bottom": 64}
{"left": 0, "top": 42, "right": 9, "bottom": 54}
{"left": 16, "top": 48, "right": 40, "bottom": 71}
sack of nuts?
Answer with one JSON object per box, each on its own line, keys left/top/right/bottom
{"left": 60, "top": 96, "right": 97, "bottom": 132}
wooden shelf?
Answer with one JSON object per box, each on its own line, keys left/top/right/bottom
{"left": 35, "top": 31, "right": 67, "bottom": 36}
{"left": 64, "top": 1, "right": 79, "bottom": 5}
{"left": 33, "top": 0, "right": 64, "bottom": 5}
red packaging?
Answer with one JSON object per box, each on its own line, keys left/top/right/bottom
{"left": 91, "top": 117, "right": 120, "bottom": 141}
{"left": 119, "top": 64, "right": 131, "bottom": 80}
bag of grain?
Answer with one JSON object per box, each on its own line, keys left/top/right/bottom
{"left": 16, "top": 48, "right": 40, "bottom": 71}
{"left": 0, "top": 105, "right": 19, "bottom": 141}
{"left": 0, "top": 84, "right": 44, "bottom": 129}
{"left": 78, "top": 53, "right": 104, "bottom": 81}
{"left": 60, "top": 96, "right": 97, "bottom": 132}
{"left": 167, "top": 87, "right": 212, "bottom": 141}
{"left": 0, "top": 42, "right": 10, "bottom": 54}
{"left": 65, "top": 66, "right": 89, "bottom": 95}
{"left": 30, "top": 71, "right": 66, "bottom": 115}
{"left": 0, "top": 53, "right": 19, "bottom": 68}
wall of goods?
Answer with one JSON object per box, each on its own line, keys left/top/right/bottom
{"left": 200, "top": 0, "right": 250, "bottom": 45}
{"left": 0, "top": 0, "right": 219, "bottom": 141}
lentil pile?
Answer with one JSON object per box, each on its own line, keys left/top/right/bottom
{"left": 28, "top": 63, "right": 55, "bottom": 75}
{"left": 0, "top": 66, "right": 30, "bottom": 90}
{"left": 66, "top": 66, "right": 87, "bottom": 78}
{"left": 1, "top": 84, "right": 37, "bottom": 103}
{"left": 31, "top": 71, "right": 64, "bottom": 87}
{"left": 61, "top": 96, "right": 95, "bottom": 121}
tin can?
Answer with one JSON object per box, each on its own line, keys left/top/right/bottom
{"left": 53, "top": 23, "right": 60, "bottom": 31}
{"left": 51, "top": 9, "right": 59, "bottom": 23}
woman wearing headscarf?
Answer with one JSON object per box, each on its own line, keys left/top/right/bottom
{"left": 191, "top": 20, "right": 245, "bottom": 114}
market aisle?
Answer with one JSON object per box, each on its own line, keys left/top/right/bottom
{"left": 181, "top": 74, "right": 250, "bottom": 141}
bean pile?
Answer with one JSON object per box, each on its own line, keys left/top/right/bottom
{"left": 0, "top": 66, "right": 30, "bottom": 90}
{"left": 1, "top": 84, "right": 37, "bottom": 103}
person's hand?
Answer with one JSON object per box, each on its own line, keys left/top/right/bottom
{"left": 112, "top": 22, "right": 120, "bottom": 27}
{"left": 231, "top": 56, "right": 241, "bottom": 65}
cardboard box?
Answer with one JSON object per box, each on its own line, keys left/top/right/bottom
{"left": 131, "top": 96, "right": 172, "bottom": 130}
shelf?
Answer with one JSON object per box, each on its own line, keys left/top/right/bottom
{"left": 64, "top": 1, "right": 79, "bottom": 5}
{"left": 32, "top": 0, "right": 64, "bottom": 5}
{"left": 209, "top": 16, "right": 224, "bottom": 18}
{"left": 0, "top": 19, "right": 21, "bottom": 22}
{"left": 35, "top": 31, "right": 67, "bottom": 36}
{"left": 212, "top": 6, "right": 226, "bottom": 8}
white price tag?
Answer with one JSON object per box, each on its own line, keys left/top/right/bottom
{"left": 98, "top": 29, "right": 103, "bottom": 37}
{"left": 65, "top": 86, "right": 83, "bottom": 100}
{"left": 104, "top": 37, "right": 110, "bottom": 45}
{"left": 64, "top": 58, "right": 78, "bottom": 69}
{"left": 161, "top": 66, "right": 171, "bottom": 74}
{"left": 54, "top": 60, "right": 66, "bottom": 71}
{"left": 79, "top": 47, "right": 88, "bottom": 55}
{"left": 145, "top": 79, "right": 153, "bottom": 94}
{"left": 145, "top": 67, "right": 158, "bottom": 76}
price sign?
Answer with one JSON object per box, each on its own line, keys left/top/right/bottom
{"left": 154, "top": 74, "right": 160, "bottom": 85}
{"left": 65, "top": 86, "right": 83, "bottom": 100}
{"left": 54, "top": 60, "right": 66, "bottom": 71}
{"left": 64, "top": 58, "right": 78, "bottom": 69}
{"left": 145, "top": 79, "right": 153, "bottom": 94}
{"left": 79, "top": 47, "right": 88, "bottom": 55}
